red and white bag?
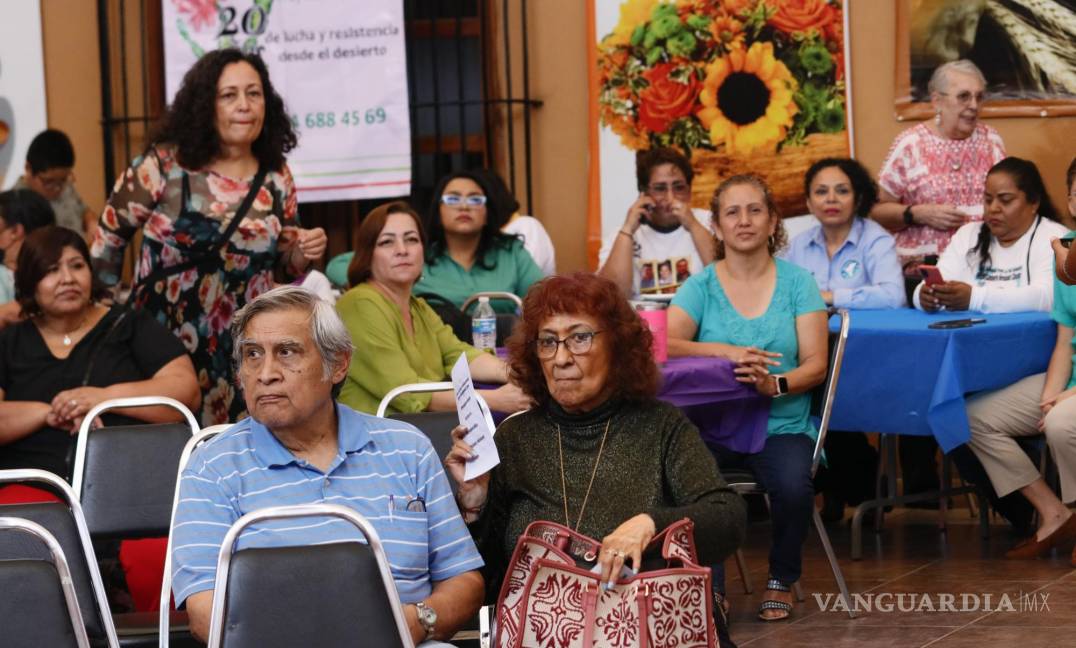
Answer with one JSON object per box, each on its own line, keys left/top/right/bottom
{"left": 494, "top": 518, "right": 716, "bottom": 648}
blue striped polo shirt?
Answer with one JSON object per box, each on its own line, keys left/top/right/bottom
{"left": 170, "top": 403, "right": 483, "bottom": 606}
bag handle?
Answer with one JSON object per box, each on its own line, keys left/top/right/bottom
{"left": 520, "top": 517, "right": 700, "bottom": 566}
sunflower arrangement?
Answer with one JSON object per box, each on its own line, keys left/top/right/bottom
{"left": 597, "top": 0, "right": 846, "bottom": 156}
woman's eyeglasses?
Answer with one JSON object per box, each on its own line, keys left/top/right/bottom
{"left": 939, "top": 91, "right": 985, "bottom": 106}
{"left": 441, "top": 194, "right": 487, "bottom": 207}
{"left": 536, "top": 331, "right": 602, "bottom": 358}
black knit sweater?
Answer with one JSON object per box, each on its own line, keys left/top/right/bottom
{"left": 471, "top": 397, "right": 747, "bottom": 597}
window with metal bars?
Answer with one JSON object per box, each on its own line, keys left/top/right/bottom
{"left": 95, "top": 0, "right": 540, "bottom": 263}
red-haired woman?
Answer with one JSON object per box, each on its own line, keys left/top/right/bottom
{"left": 444, "top": 273, "right": 746, "bottom": 621}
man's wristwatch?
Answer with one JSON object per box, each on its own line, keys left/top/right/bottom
{"left": 902, "top": 205, "right": 915, "bottom": 227}
{"left": 773, "top": 374, "right": 789, "bottom": 397}
{"left": 415, "top": 601, "right": 438, "bottom": 640}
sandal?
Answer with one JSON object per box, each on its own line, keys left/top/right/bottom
{"left": 758, "top": 577, "right": 793, "bottom": 622}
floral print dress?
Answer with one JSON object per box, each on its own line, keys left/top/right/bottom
{"left": 91, "top": 144, "right": 301, "bottom": 425}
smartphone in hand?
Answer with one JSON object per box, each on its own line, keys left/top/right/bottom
{"left": 918, "top": 264, "right": 944, "bottom": 286}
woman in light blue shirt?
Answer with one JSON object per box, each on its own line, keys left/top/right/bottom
{"left": 782, "top": 158, "right": 905, "bottom": 309}
{"left": 668, "top": 174, "right": 828, "bottom": 622}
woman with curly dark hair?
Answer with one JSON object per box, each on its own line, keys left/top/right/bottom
{"left": 667, "top": 175, "right": 828, "bottom": 622}
{"left": 443, "top": 273, "right": 745, "bottom": 612}
{"left": 413, "top": 170, "right": 542, "bottom": 313}
{"left": 90, "top": 49, "right": 326, "bottom": 424}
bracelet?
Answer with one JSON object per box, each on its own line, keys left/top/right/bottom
{"left": 618, "top": 229, "right": 635, "bottom": 240}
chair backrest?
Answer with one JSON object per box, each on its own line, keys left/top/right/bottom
{"left": 417, "top": 292, "right": 472, "bottom": 342}
{"left": 810, "top": 308, "right": 851, "bottom": 477}
{"left": 160, "top": 428, "right": 224, "bottom": 648}
{"left": 462, "top": 292, "right": 522, "bottom": 346}
{"left": 0, "top": 469, "right": 118, "bottom": 647}
{"left": 207, "top": 504, "right": 414, "bottom": 648}
{"left": 0, "top": 516, "right": 93, "bottom": 648}
{"left": 70, "top": 397, "right": 199, "bottom": 538}
{"left": 460, "top": 291, "right": 524, "bottom": 314}
{"left": 377, "top": 382, "right": 493, "bottom": 498}
{"left": 391, "top": 411, "right": 465, "bottom": 496}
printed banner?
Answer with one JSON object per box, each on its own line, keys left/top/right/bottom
{"left": 163, "top": 0, "right": 411, "bottom": 202}
{"left": 587, "top": 0, "right": 854, "bottom": 267}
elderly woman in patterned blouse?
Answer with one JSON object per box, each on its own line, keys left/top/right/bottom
{"left": 91, "top": 49, "right": 326, "bottom": 425}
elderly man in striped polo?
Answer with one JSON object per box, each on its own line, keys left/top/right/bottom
{"left": 170, "top": 286, "right": 483, "bottom": 646}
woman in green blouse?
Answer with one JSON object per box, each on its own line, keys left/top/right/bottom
{"left": 414, "top": 171, "right": 543, "bottom": 313}
{"left": 335, "top": 201, "right": 533, "bottom": 415}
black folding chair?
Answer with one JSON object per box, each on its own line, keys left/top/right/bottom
{"left": 159, "top": 427, "right": 227, "bottom": 648}
{"left": 69, "top": 396, "right": 201, "bottom": 647}
{"left": 0, "top": 514, "right": 93, "bottom": 648}
{"left": 205, "top": 504, "right": 415, "bottom": 648}
{"left": 725, "top": 308, "right": 856, "bottom": 618}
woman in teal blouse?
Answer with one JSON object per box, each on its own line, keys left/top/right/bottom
{"left": 414, "top": 171, "right": 543, "bottom": 313}
{"left": 667, "top": 174, "right": 828, "bottom": 622}
{"left": 335, "top": 201, "right": 532, "bottom": 416}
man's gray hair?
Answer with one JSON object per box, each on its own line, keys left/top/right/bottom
{"left": 231, "top": 285, "right": 353, "bottom": 380}
{"left": 928, "top": 59, "right": 986, "bottom": 95}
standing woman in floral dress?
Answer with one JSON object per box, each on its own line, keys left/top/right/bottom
{"left": 91, "top": 49, "right": 326, "bottom": 425}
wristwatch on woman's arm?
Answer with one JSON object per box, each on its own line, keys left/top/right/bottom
{"left": 773, "top": 374, "right": 789, "bottom": 397}
{"left": 902, "top": 205, "right": 915, "bottom": 227}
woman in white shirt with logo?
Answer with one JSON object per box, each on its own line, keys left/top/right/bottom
{"left": 915, "top": 157, "right": 1067, "bottom": 314}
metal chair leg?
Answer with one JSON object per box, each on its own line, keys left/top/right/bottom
{"left": 733, "top": 549, "right": 753, "bottom": 594}
{"left": 812, "top": 507, "right": 856, "bottom": 619}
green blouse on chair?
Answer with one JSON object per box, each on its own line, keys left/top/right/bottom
{"left": 336, "top": 283, "right": 485, "bottom": 414}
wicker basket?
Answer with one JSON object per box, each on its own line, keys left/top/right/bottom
{"left": 689, "top": 132, "right": 850, "bottom": 218}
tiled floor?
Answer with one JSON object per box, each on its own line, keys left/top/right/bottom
{"left": 727, "top": 507, "right": 1076, "bottom": 647}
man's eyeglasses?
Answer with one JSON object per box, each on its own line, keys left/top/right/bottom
{"left": 536, "top": 331, "right": 602, "bottom": 358}
{"left": 939, "top": 91, "right": 985, "bottom": 106}
{"left": 647, "top": 182, "right": 690, "bottom": 196}
{"left": 441, "top": 194, "right": 487, "bottom": 207}
{"left": 34, "top": 171, "right": 72, "bottom": 191}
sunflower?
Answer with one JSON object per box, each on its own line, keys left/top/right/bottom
{"left": 696, "top": 41, "right": 799, "bottom": 155}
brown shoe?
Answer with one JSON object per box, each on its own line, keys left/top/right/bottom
{"left": 1006, "top": 514, "right": 1076, "bottom": 559}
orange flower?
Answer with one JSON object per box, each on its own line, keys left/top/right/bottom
{"left": 710, "top": 14, "right": 744, "bottom": 48}
{"left": 639, "top": 63, "right": 701, "bottom": 133}
{"left": 765, "top": 0, "right": 837, "bottom": 36}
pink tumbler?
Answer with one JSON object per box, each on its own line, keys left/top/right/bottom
{"left": 632, "top": 301, "right": 668, "bottom": 363}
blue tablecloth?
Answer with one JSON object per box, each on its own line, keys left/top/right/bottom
{"left": 828, "top": 309, "right": 1056, "bottom": 452}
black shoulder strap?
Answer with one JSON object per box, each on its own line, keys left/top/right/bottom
{"left": 83, "top": 166, "right": 269, "bottom": 386}
{"left": 129, "top": 165, "right": 269, "bottom": 300}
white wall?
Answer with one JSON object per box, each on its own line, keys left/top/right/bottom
{"left": 0, "top": 0, "right": 48, "bottom": 189}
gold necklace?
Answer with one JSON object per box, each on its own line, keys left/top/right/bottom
{"left": 556, "top": 419, "right": 611, "bottom": 532}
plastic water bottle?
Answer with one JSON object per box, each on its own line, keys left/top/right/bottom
{"left": 472, "top": 297, "right": 497, "bottom": 351}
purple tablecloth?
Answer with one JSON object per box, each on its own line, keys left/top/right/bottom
{"left": 491, "top": 349, "right": 769, "bottom": 453}
{"left": 658, "top": 357, "right": 770, "bottom": 454}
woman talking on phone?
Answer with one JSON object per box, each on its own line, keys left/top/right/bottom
{"left": 915, "top": 157, "right": 1066, "bottom": 314}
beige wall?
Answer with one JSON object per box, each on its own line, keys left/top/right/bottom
{"left": 39, "top": 1, "right": 1075, "bottom": 267}
{"left": 40, "top": 0, "right": 106, "bottom": 214}
{"left": 526, "top": 1, "right": 1076, "bottom": 273}
{"left": 848, "top": 2, "right": 1075, "bottom": 225}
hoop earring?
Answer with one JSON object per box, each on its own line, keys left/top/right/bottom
{"left": 768, "top": 235, "right": 775, "bottom": 248}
